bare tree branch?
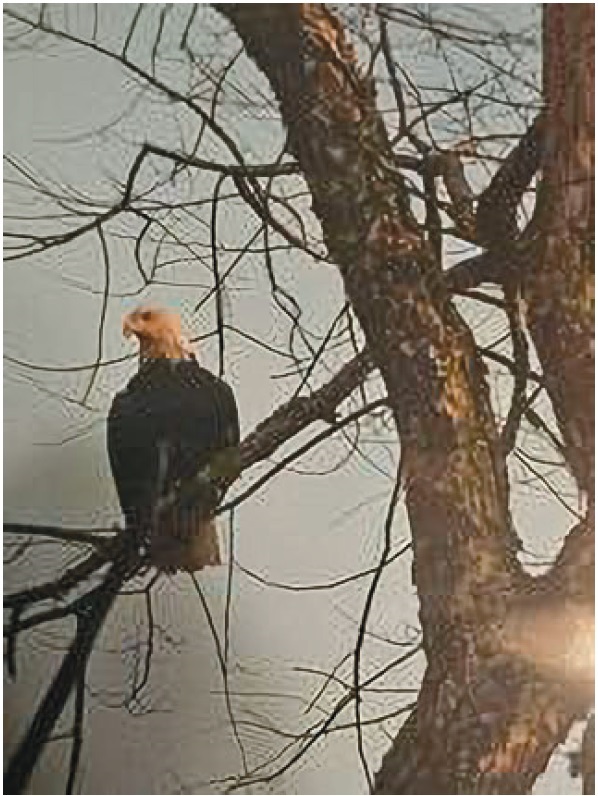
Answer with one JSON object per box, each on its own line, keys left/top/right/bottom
{"left": 476, "top": 114, "right": 544, "bottom": 246}
{"left": 4, "top": 545, "right": 139, "bottom": 795}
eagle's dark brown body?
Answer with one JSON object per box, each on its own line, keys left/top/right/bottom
{"left": 107, "top": 357, "right": 240, "bottom": 571}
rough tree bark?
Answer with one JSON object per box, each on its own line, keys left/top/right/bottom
{"left": 525, "top": 4, "right": 594, "bottom": 498}
{"left": 215, "top": 4, "right": 594, "bottom": 793}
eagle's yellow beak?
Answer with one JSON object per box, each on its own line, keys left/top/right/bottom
{"left": 122, "top": 314, "right": 137, "bottom": 339}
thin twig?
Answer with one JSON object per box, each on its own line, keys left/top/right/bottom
{"left": 353, "top": 461, "right": 404, "bottom": 792}
{"left": 190, "top": 573, "right": 249, "bottom": 775}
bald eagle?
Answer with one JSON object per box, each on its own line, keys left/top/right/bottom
{"left": 107, "top": 306, "right": 240, "bottom": 572}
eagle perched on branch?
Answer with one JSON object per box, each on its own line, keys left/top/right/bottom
{"left": 107, "top": 305, "right": 240, "bottom": 572}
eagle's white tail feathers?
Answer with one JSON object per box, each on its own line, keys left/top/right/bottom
{"left": 149, "top": 511, "right": 221, "bottom": 573}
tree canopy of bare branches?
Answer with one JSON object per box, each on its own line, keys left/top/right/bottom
{"left": 4, "top": 4, "right": 594, "bottom": 794}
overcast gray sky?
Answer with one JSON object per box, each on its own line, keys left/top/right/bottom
{"left": 4, "top": 4, "right": 581, "bottom": 793}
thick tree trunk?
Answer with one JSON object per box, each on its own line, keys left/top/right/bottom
{"left": 524, "top": 4, "right": 595, "bottom": 497}
{"left": 216, "top": 5, "right": 594, "bottom": 792}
